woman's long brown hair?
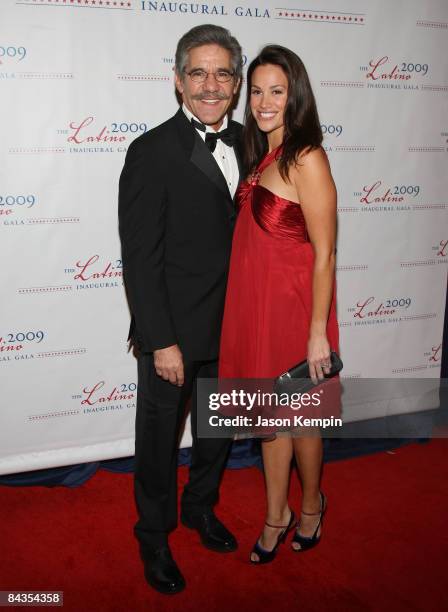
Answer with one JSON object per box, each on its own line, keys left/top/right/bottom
{"left": 244, "top": 45, "right": 323, "bottom": 180}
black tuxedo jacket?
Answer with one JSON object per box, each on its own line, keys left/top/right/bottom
{"left": 118, "top": 108, "right": 244, "bottom": 361}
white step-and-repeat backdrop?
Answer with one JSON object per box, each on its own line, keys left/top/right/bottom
{"left": 1, "top": 0, "right": 447, "bottom": 474}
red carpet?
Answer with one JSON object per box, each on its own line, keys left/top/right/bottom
{"left": 1, "top": 440, "right": 447, "bottom": 611}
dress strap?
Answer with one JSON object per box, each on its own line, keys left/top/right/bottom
{"left": 257, "top": 145, "right": 283, "bottom": 174}
{"left": 247, "top": 146, "right": 282, "bottom": 186}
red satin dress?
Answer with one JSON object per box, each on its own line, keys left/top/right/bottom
{"left": 219, "top": 147, "right": 339, "bottom": 383}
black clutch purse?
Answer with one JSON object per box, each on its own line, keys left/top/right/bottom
{"left": 274, "top": 351, "right": 343, "bottom": 395}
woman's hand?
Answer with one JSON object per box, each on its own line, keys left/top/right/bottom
{"left": 307, "top": 334, "right": 331, "bottom": 384}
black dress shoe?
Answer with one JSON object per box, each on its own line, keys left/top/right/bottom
{"left": 143, "top": 546, "right": 186, "bottom": 595}
{"left": 181, "top": 511, "right": 238, "bottom": 553}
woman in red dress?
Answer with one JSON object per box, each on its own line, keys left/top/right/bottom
{"left": 219, "top": 46, "right": 339, "bottom": 563}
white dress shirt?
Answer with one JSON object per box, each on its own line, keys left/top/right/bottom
{"left": 182, "top": 104, "right": 239, "bottom": 198}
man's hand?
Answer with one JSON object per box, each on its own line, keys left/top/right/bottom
{"left": 153, "top": 344, "right": 184, "bottom": 386}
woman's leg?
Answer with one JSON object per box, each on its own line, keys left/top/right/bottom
{"left": 251, "top": 435, "right": 294, "bottom": 562}
{"left": 292, "top": 433, "right": 324, "bottom": 549}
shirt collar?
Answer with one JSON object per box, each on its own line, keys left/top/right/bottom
{"left": 182, "top": 104, "right": 228, "bottom": 134}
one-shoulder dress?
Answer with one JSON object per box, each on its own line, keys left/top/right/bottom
{"left": 219, "top": 147, "right": 339, "bottom": 387}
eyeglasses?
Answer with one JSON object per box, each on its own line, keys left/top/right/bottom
{"left": 183, "top": 68, "right": 235, "bottom": 83}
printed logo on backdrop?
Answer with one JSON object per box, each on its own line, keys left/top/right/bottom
{"left": 0, "top": 330, "right": 86, "bottom": 365}
{"left": 16, "top": 255, "right": 123, "bottom": 295}
{"left": 392, "top": 343, "right": 442, "bottom": 374}
{"left": 340, "top": 296, "right": 437, "bottom": 327}
{"left": 27, "top": 380, "right": 136, "bottom": 422}
{"left": 0, "top": 193, "right": 80, "bottom": 227}
{"left": 65, "top": 117, "right": 148, "bottom": 153}
{"left": 321, "top": 122, "right": 374, "bottom": 155}
{"left": 69, "top": 255, "right": 124, "bottom": 290}
{"left": 363, "top": 57, "right": 428, "bottom": 91}
{"left": 74, "top": 381, "right": 136, "bottom": 415}
{"left": 8, "top": 117, "right": 148, "bottom": 155}
{"left": 400, "top": 240, "right": 448, "bottom": 268}
{"left": 358, "top": 181, "right": 415, "bottom": 212}
{"left": 322, "top": 55, "right": 446, "bottom": 93}
{"left": 340, "top": 181, "right": 447, "bottom": 214}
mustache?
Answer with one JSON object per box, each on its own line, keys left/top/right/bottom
{"left": 191, "top": 93, "right": 229, "bottom": 101}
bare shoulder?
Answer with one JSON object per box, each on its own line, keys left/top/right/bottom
{"left": 289, "top": 147, "right": 336, "bottom": 208}
{"left": 289, "top": 146, "right": 331, "bottom": 181}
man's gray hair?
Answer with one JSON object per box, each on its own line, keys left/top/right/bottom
{"left": 175, "top": 24, "right": 243, "bottom": 80}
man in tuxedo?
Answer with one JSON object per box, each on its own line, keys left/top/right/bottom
{"left": 118, "top": 25, "right": 243, "bottom": 594}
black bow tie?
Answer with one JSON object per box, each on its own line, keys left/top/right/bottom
{"left": 191, "top": 118, "right": 236, "bottom": 152}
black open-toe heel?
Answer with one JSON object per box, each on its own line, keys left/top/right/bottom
{"left": 250, "top": 511, "right": 296, "bottom": 564}
{"left": 292, "top": 492, "right": 326, "bottom": 553}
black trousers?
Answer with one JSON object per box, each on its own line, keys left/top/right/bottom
{"left": 134, "top": 353, "right": 232, "bottom": 554}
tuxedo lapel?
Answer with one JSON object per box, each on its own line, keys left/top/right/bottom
{"left": 190, "top": 131, "right": 232, "bottom": 199}
{"left": 173, "top": 109, "right": 235, "bottom": 204}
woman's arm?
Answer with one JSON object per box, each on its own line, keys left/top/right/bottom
{"left": 291, "top": 147, "right": 337, "bottom": 383}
